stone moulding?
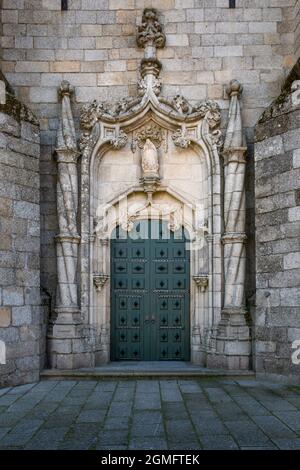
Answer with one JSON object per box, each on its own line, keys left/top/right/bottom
{"left": 222, "top": 232, "right": 247, "bottom": 244}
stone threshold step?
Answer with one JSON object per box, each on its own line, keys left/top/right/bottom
{"left": 41, "top": 368, "right": 255, "bottom": 381}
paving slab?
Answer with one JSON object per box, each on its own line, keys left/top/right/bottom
{"left": 0, "top": 378, "right": 299, "bottom": 450}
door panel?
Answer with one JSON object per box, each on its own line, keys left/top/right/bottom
{"left": 111, "top": 220, "right": 190, "bottom": 361}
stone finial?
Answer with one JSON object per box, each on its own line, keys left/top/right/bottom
{"left": 56, "top": 80, "right": 77, "bottom": 152}
{"left": 137, "top": 8, "right": 166, "bottom": 50}
{"left": 137, "top": 8, "right": 165, "bottom": 85}
{"left": 224, "top": 79, "right": 246, "bottom": 152}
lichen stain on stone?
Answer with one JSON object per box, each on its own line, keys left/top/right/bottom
{"left": 0, "top": 93, "right": 39, "bottom": 126}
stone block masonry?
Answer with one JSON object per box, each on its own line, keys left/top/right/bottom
{"left": 0, "top": 1, "right": 298, "bottom": 384}
{"left": 0, "top": 79, "right": 44, "bottom": 387}
{"left": 254, "top": 58, "right": 300, "bottom": 383}
{"left": 0, "top": 0, "right": 297, "bottom": 339}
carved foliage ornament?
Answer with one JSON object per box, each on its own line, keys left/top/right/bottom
{"left": 135, "top": 123, "right": 163, "bottom": 149}
{"left": 138, "top": 76, "right": 162, "bottom": 96}
{"left": 80, "top": 97, "right": 141, "bottom": 131}
{"left": 172, "top": 128, "right": 191, "bottom": 149}
{"left": 172, "top": 95, "right": 191, "bottom": 114}
{"left": 136, "top": 8, "right": 166, "bottom": 49}
{"left": 80, "top": 96, "right": 221, "bottom": 131}
{"left": 109, "top": 130, "right": 128, "bottom": 150}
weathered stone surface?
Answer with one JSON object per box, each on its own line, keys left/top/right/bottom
{"left": 0, "top": 307, "right": 11, "bottom": 327}
{"left": 0, "top": 2, "right": 300, "bottom": 386}
{"left": 0, "top": 379, "right": 300, "bottom": 449}
{"left": 254, "top": 56, "right": 300, "bottom": 381}
{"left": 0, "top": 91, "right": 43, "bottom": 388}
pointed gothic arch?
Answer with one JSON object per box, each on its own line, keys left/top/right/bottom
{"left": 48, "top": 8, "right": 250, "bottom": 370}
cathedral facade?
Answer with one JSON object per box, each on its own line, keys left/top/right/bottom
{"left": 0, "top": 0, "right": 300, "bottom": 386}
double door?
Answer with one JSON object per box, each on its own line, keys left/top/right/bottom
{"left": 111, "top": 220, "right": 190, "bottom": 361}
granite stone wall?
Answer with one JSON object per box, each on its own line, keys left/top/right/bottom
{"left": 0, "top": 0, "right": 297, "bottom": 313}
{"left": 0, "top": 79, "right": 44, "bottom": 387}
{"left": 254, "top": 59, "right": 300, "bottom": 383}
{"left": 0, "top": 1, "right": 299, "bottom": 381}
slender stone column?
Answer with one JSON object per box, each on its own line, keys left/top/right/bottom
{"left": 54, "top": 81, "right": 80, "bottom": 321}
{"left": 210, "top": 80, "right": 251, "bottom": 370}
{"left": 48, "top": 81, "right": 94, "bottom": 369}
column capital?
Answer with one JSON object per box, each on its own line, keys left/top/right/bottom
{"left": 55, "top": 148, "right": 80, "bottom": 164}
{"left": 222, "top": 147, "right": 247, "bottom": 165}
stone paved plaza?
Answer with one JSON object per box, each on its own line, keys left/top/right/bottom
{"left": 0, "top": 378, "right": 300, "bottom": 450}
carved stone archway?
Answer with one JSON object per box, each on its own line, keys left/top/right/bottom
{"left": 48, "top": 8, "right": 250, "bottom": 371}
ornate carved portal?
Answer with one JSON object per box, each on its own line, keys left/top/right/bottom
{"left": 48, "top": 8, "right": 250, "bottom": 370}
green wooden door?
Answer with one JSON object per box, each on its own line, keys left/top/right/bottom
{"left": 111, "top": 219, "right": 190, "bottom": 361}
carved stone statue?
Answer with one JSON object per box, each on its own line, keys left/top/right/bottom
{"left": 141, "top": 138, "right": 159, "bottom": 178}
